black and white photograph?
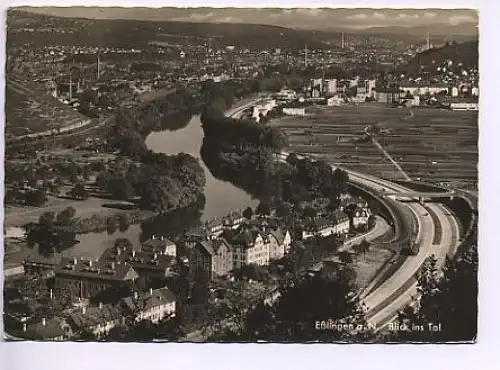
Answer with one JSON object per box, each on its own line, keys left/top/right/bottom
{"left": 3, "top": 6, "right": 478, "bottom": 343}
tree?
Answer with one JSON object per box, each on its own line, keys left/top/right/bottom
{"left": 337, "top": 251, "right": 353, "bottom": 265}
{"left": 302, "top": 206, "right": 317, "bottom": 220}
{"left": 118, "top": 214, "right": 131, "bottom": 232}
{"left": 82, "top": 165, "right": 91, "bottom": 181}
{"left": 56, "top": 207, "right": 76, "bottom": 227}
{"left": 107, "top": 176, "right": 135, "bottom": 201}
{"left": 95, "top": 171, "right": 109, "bottom": 190}
{"left": 242, "top": 207, "right": 254, "bottom": 220}
{"left": 214, "top": 271, "right": 370, "bottom": 341}
{"left": 255, "top": 201, "right": 271, "bottom": 216}
{"left": 25, "top": 189, "right": 47, "bottom": 207}
{"left": 71, "top": 182, "right": 89, "bottom": 200}
{"left": 359, "top": 239, "right": 371, "bottom": 259}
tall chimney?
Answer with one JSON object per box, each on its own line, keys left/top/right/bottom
{"left": 149, "top": 288, "right": 153, "bottom": 296}
{"left": 49, "top": 289, "right": 53, "bottom": 300}
{"left": 69, "top": 71, "right": 73, "bottom": 101}
{"left": 42, "top": 318, "right": 46, "bottom": 327}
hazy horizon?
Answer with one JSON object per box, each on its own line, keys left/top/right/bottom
{"left": 14, "top": 7, "right": 478, "bottom": 33}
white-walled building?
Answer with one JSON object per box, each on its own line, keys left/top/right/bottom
{"left": 302, "top": 211, "right": 350, "bottom": 240}
{"left": 327, "top": 95, "right": 344, "bottom": 107}
{"left": 324, "top": 79, "right": 337, "bottom": 96}
{"left": 283, "top": 107, "right": 306, "bottom": 116}
{"left": 121, "top": 288, "right": 176, "bottom": 324}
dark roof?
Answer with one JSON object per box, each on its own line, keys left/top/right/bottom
{"left": 24, "top": 317, "right": 68, "bottom": 340}
{"left": 69, "top": 304, "right": 122, "bottom": 330}
{"left": 55, "top": 256, "right": 138, "bottom": 281}
{"left": 143, "top": 236, "right": 175, "bottom": 249}
{"left": 269, "top": 227, "right": 287, "bottom": 245}
{"left": 121, "top": 287, "right": 176, "bottom": 313}
{"left": 99, "top": 246, "right": 175, "bottom": 272}
{"left": 196, "top": 240, "right": 215, "bottom": 256}
{"left": 24, "top": 252, "right": 62, "bottom": 267}
{"left": 212, "top": 238, "right": 231, "bottom": 254}
{"left": 331, "top": 210, "right": 349, "bottom": 224}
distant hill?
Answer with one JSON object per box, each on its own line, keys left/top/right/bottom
{"left": 342, "top": 23, "right": 478, "bottom": 38}
{"left": 7, "top": 9, "right": 326, "bottom": 50}
{"left": 401, "top": 41, "right": 478, "bottom": 75}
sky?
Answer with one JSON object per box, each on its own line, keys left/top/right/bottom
{"left": 18, "top": 7, "right": 478, "bottom": 31}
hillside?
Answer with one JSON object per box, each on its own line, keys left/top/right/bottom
{"left": 5, "top": 78, "right": 91, "bottom": 139}
{"left": 7, "top": 9, "right": 326, "bottom": 50}
{"left": 402, "top": 41, "right": 478, "bottom": 76}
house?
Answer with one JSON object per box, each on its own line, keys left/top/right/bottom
{"left": 142, "top": 235, "right": 176, "bottom": 257}
{"left": 323, "top": 79, "right": 337, "bottom": 96}
{"left": 191, "top": 238, "right": 233, "bottom": 279}
{"left": 302, "top": 211, "right": 349, "bottom": 239}
{"left": 229, "top": 227, "right": 270, "bottom": 268}
{"left": 223, "top": 211, "right": 245, "bottom": 230}
{"left": 54, "top": 257, "right": 139, "bottom": 299}
{"left": 344, "top": 204, "right": 371, "bottom": 229}
{"left": 120, "top": 287, "right": 176, "bottom": 324}
{"left": 68, "top": 303, "right": 123, "bottom": 339}
{"left": 282, "top": 107, "right": 306, "bottom": 116}
{"left": 450, "top": 101, "right": 478, "bottom": 111}
{"left": 22, "top": 317, "right": 72, "bottom": 341}
{"left": 331, "top": 210, "right": 350, "bottom": 234}
{"left": 267, "top": 228, "right": 292, "bottom": 260}
{"left": 99, "top": 244, "right": 177, "bottom": 283}
{"left": 327, "top": 95, "right": 344, "bottom": 107}
{"left": 275, "top": 89, "right": 297, "bottom": 101}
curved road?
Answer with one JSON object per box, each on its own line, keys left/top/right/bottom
{"left": 228, "top": 100, "right": 461, "bottom": 332}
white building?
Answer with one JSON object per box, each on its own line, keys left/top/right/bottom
{"left": 276, "top": 89, "right": 297, "bottom": 101}
{"left": 324, "top": 79, "right": 337, "bottom": 96}
{"left": 282, "top": 107, "right": 306, "bottom": 116}
{"left": 142, "top": 236, "right": 176, "bottom": 257}
{"left": 232, "top": 232, "right": 270, "bottom": 268}
{"left": 327, "top": 95, "right": 344, "bottom": 107}
{"left": 450, "top": 102, "right": 478, "bottom": 111}
{"left": 68, "top": 304, "right": 122, "bottom": 339}
{"left": 471, "top": 87, "right": 479, "bottom": 97}
{"left": 451, "top": 87, "right": 459, "bottom": 97}
{"left": 121, "top": 288, "right": 176, "bottom": 324}
{"left": 302, "top": 211, "right": 350, "bottom": 240}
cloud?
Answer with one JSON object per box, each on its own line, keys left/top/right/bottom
{"left": 372, "top": 12, "right": 387, "bottom": 20}
{"left": 448, "top": 15, "right": 477, "bottom": 25}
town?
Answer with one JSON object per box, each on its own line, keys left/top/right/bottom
{"left": 4, "top": 7, "right": 478, "bottom": 343}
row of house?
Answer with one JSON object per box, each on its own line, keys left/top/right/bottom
{"left": 20, "top": 286, "right": 176, "bottom": 340}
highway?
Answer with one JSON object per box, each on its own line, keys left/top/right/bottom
{"left": 278, "top": 150, "right": 459, "bottom": 330}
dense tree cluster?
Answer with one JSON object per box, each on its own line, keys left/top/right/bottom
{"left": 24, "top": 207, "right": 78, "bottom": 255}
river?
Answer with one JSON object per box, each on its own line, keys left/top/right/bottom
{"left": 72, "top": 113, "right": 258, "bottom": 258}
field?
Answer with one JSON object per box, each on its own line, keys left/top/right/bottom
{"left": 272, "top": 104, "right": 478, "bottom": 188}
{"left": 5, "top": 78, "right": 90, "bottom": 139}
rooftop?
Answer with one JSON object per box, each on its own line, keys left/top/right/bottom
{"left": 55, "top": 256, "right": 138, "bottom": 281}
